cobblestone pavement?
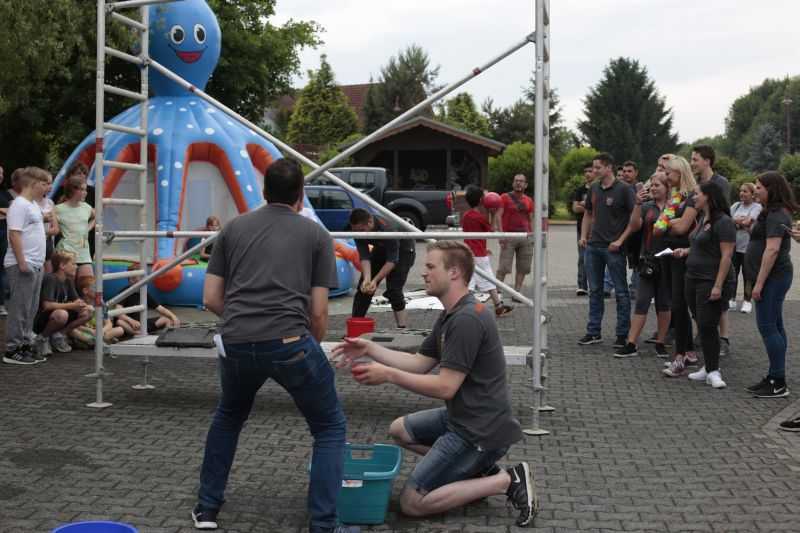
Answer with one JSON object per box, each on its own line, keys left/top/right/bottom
{"left": 1, "top": 226, "right": 799, "bottom": 532}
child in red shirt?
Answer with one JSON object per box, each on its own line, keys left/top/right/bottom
{"left": 461, "top": 186, "right": 512, "bottom": 317}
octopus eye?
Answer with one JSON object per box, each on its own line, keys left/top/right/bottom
{"left": 194, "top": 24, "right": 206, "bottom": 44}
{"left": 169, "top": 25, "right": 185, "bottom": 45}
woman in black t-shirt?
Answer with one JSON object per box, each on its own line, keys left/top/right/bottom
{"left": 744, "top": 172, "right": 798, "bottom": 398}
{"left": 669, "top": 182, "right": 735, "bottom": 388}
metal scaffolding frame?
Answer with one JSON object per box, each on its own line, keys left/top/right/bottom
{"left": 90, "top": 0, "right": 553, "bottom": 435}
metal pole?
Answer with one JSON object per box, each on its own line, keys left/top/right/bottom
{"left": 109, "top": 230, "right": 531, "bottom": 240}
{"left": 88, "top": 0, "right": 111, "bottom": 409}
{"left": 147, "top": 53, "right": 534, "bottom": 307}
{"left": 139, "top": 5, "right": 150, "bottom": 338}
{"left": 524, "top": 0, "right": 550, "bottom": 436}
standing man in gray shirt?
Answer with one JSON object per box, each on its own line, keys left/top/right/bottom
{"left": 192, "top": 159, "right": 358, "bottom": 533}
{"left": 691, "top": 144, "right": 733, "bottom": 356}
{"left": 332, "top": 241, "right": 537, "bottom": 527}
{"left": 578, "top": 153, "right": 639, "bottom": 348}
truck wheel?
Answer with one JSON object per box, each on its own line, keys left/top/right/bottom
{"left": 394, "top": 210, "right": 423, "bottom": 230}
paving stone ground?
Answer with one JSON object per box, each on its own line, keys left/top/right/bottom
{"left": 1, "top": 225, "right": 799, "bottom": 532}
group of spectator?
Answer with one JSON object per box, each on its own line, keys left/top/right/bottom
{"left": 573, "top": 146, "right": 799, "bottom": 411}
{"left": 1, "top": 163, "right": 178, "bottom": 366}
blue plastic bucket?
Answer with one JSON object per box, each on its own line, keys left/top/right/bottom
{"left": 52, "top": 522, "right": 138, "bottom": 533}
{"left": 337, "top": 443, "right": 403, "bottom": 524}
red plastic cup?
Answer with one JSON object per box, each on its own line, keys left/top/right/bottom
{"left": 346, "top": 317, "right": 375, "bottom": 338}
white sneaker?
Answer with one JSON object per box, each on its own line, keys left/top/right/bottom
{"left": 50, "top": 333, "right": 72, "bottom": 353}
{"left": 706, "top": 370, "right": 727, "bottom": 389}
{"left": 728, "top": 299, "right": 737, "bottom": 310}
{"left": 740, "top": 301, "right": 753, "bottom": 314}
{"left": 0, "top": 305, "right": 7, "bottom": 316}
{"left": 688, "top": 367, "right": 708, "bottom": 381}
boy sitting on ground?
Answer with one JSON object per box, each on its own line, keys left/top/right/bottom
{"left": 33, "top": 251, "right": 93, "bottom": 356}
{"left": 70, "top": 276, "right": 126, "bottom": 348}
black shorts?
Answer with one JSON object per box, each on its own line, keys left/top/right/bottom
{"left": 34, "top": 309, "right": 80, "bottom": 334}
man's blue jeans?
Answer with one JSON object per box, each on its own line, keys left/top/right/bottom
{"left": 198, "top": 335, "right": 347, "bottom": 530}
{"left": 585, "top": 244, "right": 630, "bottom": 338}
{"left": 755, "top": 270, "right": 793, "bottom": 379}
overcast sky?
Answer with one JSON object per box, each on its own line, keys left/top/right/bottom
{"left": 271, "top": 0, "right": 798, "bottom": 144}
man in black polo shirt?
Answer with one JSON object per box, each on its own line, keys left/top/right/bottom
{"left": 578, "top": 152, "right": 639, "bottom": 348}
{"left": 349, "top": 208, "right": 415, "bottom": 328}
{"left": 332, "top": 241, "right": 537, "bottom": 527}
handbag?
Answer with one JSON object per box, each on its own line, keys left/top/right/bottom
{"left": 638, "top": 253, "right": 660, "bottom": 279}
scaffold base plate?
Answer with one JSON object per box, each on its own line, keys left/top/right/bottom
{"left": 132, "top": 384, "right": 156, "bottom": 390}
{"left": 523, "top": 428, "right": 550, "bottom": 436}
{"left": 538, "top": 405, "right": 555, "bottom": 412}
{"left": 86, "top": 402, "right": 113, "bottom": 409}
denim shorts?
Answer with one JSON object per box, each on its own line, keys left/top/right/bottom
{"left": 403, "top": 407, "right": 508, "bottom": 495}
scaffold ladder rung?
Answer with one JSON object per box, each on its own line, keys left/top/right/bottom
{"left": 103, "top": 160, "right": 146, "bottom": 172}
{"left": 104, "top": 122, "right": 146, "bottom": 136}
{"left": 104, "top": 84, "right": 147, "bottom": 101}
{"left": 108, "top": 304, "right": 146, "bottom": 318}
{"left": 105, "top": 46, "right": 144, "bottom": 66}
{"left": 103, "top": 269, "right": 146, "bottom": 281}
{"left": 103, "top": 197, "right": 146, "bottom": 206}
{"left": 107, "top": 0, "right": 176, "bottom": 11}
{"left": 109, "top": 11, "right": 146, "bottom": 30}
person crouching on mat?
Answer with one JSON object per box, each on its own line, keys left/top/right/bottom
{"left": 333, "top": 241, "right": 537, "bottom": 527}
{"left": 69, "top": 276, "right": 126, "bottom": 348}
{"left": 349, "top": 208, "right": 415, "bottom": 329}
{"left": 114, "top": 266, "right": 180, "bottom": 336}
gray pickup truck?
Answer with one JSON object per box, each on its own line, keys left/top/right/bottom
{"left": 309, "top": 166, "right": 454, "bottom": 230}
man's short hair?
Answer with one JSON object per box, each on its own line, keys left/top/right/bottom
{"left": 583, "top": 162, "right": 594, "bottom": 171}
{"left": 51, "top": 250, "right": 76, "bottom": 272}
{"left": 464, "top": 185, "right": 484, "bottom": 208}
{"left": 264, "top": 158, "right": 304, "bottom": 205}
{"left": 692, "top": 145, "right": 716, "bottom": 167}
{"left": 427, "top": 241, "right": 474, "bottom": 284}
{"left": 593, "top": 152, "right": 614, "bottom": 167}
{"left": 622, "top": 160, "right": 638, "bottom": 171}
{"left": 349, "top": 208, "right": 372, "bottom": 226}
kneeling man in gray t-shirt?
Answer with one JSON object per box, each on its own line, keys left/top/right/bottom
{"left": 333, "top": 241, "right": 538, "bottom": 527}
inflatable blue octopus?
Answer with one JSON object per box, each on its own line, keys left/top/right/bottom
{"left": 54, "top": 0, "right": 356, "bottom": 304}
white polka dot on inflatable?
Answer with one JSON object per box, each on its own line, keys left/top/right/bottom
{"left": 187, "top": 271, "right": 193, "bottom": 277}
{"left": 190, "top": 101, "right": 197, "bottom": 106}
{"left": 234, "top": 170, "right": 241, "bottom": 176}
{"left": 207, "top": 108, "right": 216, "bottom": 114}
{"left": 148, "top": 104, "right": 156, "bottom": 110}
{"left": 246, "top": 184, "right": 253, "bottom": 192}
{"left": 227, "top": 121, "right": 234, "bottom": 126}
{"left": 179, "top": 107, "right": 187, "bottom": 112}
{"left": 166, "top": 101, "right": 173, "bottom": 105}
{"left": 153, "top": 128, "right": 164, "bottom": 136}
{"left": 240, "top": 149, "right": 248, "bottom": 158}
{"left": 205, "top": 128, "right": 215, "bottom": 135}
{"left": 160, "top": 180, "right": 168, "bottom": 187}
{"left": 174, "top": 162, "right": 183, "bottom": 169}
{"left": 187, "top": 124, "right": 194, "bottom": 129}
{"left": 158, "top": 165, "right": 164, "bottom": 171}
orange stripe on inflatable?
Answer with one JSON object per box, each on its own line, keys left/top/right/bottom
{"left": 246, "top": 144, "right": 273, "bottom": 175}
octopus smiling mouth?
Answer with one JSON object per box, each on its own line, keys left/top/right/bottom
{"left": 176, "top": 49, "right": 204, "bottom": 63}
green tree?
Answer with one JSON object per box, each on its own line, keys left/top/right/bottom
{"left": 0, "top": 0, "right": 320, "bottom": 172}
{"left": 287, "top": 55, "right": 358, "bottom": 147}
{"left": 436, "top": 93, "right": 490, "bottom": 137}
{"left": 483, "top": 98, "right": 534, "bottom": 145}
{"left": 578, "top": 57, "right": 678, "bottom": 175}
{"left": 362, "top": 45, "right": 440, "bottom": 133}
{"left": 778, "top": 153, "right": 800, "bottom": 196}
{"left": 557, "top": 146, "right": 598, "bottom": 184}
{"left": 487, "top": 141, "right": 558, "bottom": 215}
{"left": 745, "top": 123, "right": 784, "bottom": 172}
{"left": 723, "top": 76, "right": 799, "bottom": 161}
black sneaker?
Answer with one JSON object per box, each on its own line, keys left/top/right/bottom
{"left": 746, "top": 376, "right": 770, "bottom": 393}
{"left": 719, "top": 337, "right": 730, "bottom": 357}
{"left": 2, "top": 347, "right": 38, "bottom": 366}
{"left": 778, "top": 416, "right": 800, "bottom": 432}
{"left": 506, "top": 462, "right": 538, "bottom": 527}
{"left": 613, "top": 342, "right": 638, "bottom": 358}
{"left": 654, "top": 343, "right": 669, "bottom": 359}
{"left": 191, "top": 504, "right": 219, "bottom": 530}
{"left": 752, "top": 378, "right": 790, "bottom": 399}
{"left": 612, "top": 336, "right": 627, "bottom": 349}
{"left": 578, "top": 334, "right": 602, "bottom": 345}
{"left": 644, "top": 333, "right": 658, "bottom": 344}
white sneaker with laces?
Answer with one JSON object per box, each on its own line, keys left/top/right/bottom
{"left": 706, "top": 370, "right": 726, "bottom": 389}
{"left": 740, "top": 300, "right": 753, "bottom": 314}
{"left": 688, "top": 367, "right": 708, "bottom": 381}
{"left": 50, "top": 333, "right": 72, "bottom": 353}
{"left": 728, "top": 299, "right": 737, "bottom": 310}
{"left": 35, "top": 335, "right": 53, "bottom": 357}
{"left": 0, "top": 305, "right": 7, "bottom": 316}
